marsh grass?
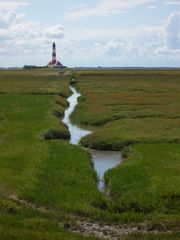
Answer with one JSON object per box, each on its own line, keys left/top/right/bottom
{"left": 70, "top": 70, "right": 180, "bottom": 228}
{"left": 105, "top": 144, "right": 180, "bottom": 214}
{"left": 0, "top": 70, "right": 102, "bottom": 210}
{"left": 0, "top": 69, "right": 102, "bottom": 239}
{"left": 72, "top": 70, "right": 180, "bottom": 128}
{"left": 0, "top": 69, "right": 180, "bottom": 239}
{"left": 81, "top": 118, "right": 180, "bottom": 150}
{"left": 0, "top": 197, "right": 98, "bottom": 240}
{"left": 0, "top": 69, "right": 70, "bottom": 95}
{"left": 121, "top": 233, "right": 180, "bottom": 240}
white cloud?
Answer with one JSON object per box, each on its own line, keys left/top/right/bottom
{"left": 0, "top": 7, "right": 180, "bottom": 67}
{"left": 0, "top": 9, "right": 65, "bottom": 66}
{"left": 44, "top": 24, "right": 64, "bottom": 39}
{"left": 0, "top": 11, "right": 25, "bottom": 28}
{"left": 146, "top": 5, "right": 158, "bottom": 9}
{"left": 61, "top": 25, "right": 164, "bottom": 62}
{"left": 0, "top": 1, "right": 29, "bottom": 10}
{"left": 101, "top": 28, "right": 164, "bottom": 58}
{"left": 154, "top": 47, "right": 180, "bottom": 58}
{"left": 166, "top": 11, "right": 180, "bottom": 48}
{"left": 164, "top": 0, "right": 180, "bottom": 5}
{"left": 61, "top": 12, "right": 180, "bottom": 66}
{"left": 65, "top": 0, "right": 155, "bottom": 20}
{"left": 0, "top": 10, "right": 64, "bottom": 42}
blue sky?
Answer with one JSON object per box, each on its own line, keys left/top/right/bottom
{"left": 0, "top": 0, "right": 179, "bottom": 67}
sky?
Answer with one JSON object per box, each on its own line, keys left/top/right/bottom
{"left": 0, "top": 0, "right": 179, "bottom": 67}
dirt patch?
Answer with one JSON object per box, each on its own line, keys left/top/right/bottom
{"left": 8, "top": 194, "right": 173, "bottom": 240}
{"left": 9, "top": 194, "right": 53, "bottom": 214}
{"left": 67, "top": 220, "right": 174, "bottom": 239}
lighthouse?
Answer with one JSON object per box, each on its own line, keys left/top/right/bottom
{"left": 52, "top": 42, "right": 57, "bottom": 65}
{"left": 48, "top": 42, "right": 65, "bottom": 68}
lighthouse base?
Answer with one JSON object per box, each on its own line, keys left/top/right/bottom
{"left": 47, "top": 61, "right": 66, "bottom": 68}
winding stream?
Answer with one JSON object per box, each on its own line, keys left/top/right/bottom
{"left": 63, "top": 86, "right": 121, "bottom": 192}
{"left": 62, "top": 87, "right": 91, "bottom": 145}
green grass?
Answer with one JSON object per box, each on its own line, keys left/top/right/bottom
{"left": 71, "top": 70, "right": 180, "bottom": 149}
{"left": 121, "top": 233, "right": 180, "bottom": 240}
{"left": 0, "top": 69, "right": 70, "bottom": 95}
{"left": 105, "top": 144, "right": 180, "bottom": 215}
{"left": 0, "top": 69, "right": 103, "bottom": 207}
{"left": 0, "top": 69, "right": 180, "bottom": 239}
{"left": 0, "top": 69, "right": 101, "bottom": 239}
{"left": 0, "top": 94, "right": 68, "bottom": 193}
{"left": 24, "top": 141, "right": 101, "bottom": 216}
{"left": 0, "top": 197, "right": 98, "bottom": 240}
{"left": 71, "top": 70, "right": 180, "bottom": 229}
{"left": 1, "top": 195, "right": 178, "bottom": 240}
{"left": 72, "top": 70, "right": 180, "bottom": 127}
{"left": 81, "top": 118, "right": 180, "bottom": 150}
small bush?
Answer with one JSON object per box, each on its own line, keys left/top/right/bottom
{"left": 53, "top": 110, "right": 64, "bottom": 118}
{"left": 44, "top": 128, "right": 70, "bottom": 140}
{"left": 53, "top": 105, "right": 65, "bottom": 118}
{"left": 55, "top": 96, "right": 68, "bottom": 108}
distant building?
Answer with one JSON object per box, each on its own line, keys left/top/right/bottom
{"left": 47, "top": 42, "right": 66, "bottom": 68}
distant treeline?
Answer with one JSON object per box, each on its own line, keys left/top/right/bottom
{"left": 23, "top": 65, "right": 47, "bottom": 69}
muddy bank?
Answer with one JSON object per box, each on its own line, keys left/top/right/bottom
{"left": 8, "top": 194, "right": 173, "bottom": 240}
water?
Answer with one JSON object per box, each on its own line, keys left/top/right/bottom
{"left": 62, "top": 86, "right": 92, "bottom": 145}
{"left": 89, "top": 149, "right": 121, "bottom": 191}
{"left": 63, "top": 86, "right": 121, "bottom": 192}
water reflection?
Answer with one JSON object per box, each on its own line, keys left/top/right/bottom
{"left": 89, "top": 149, "right": 121, "bottom": 191}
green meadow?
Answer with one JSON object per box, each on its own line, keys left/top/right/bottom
{"left": 0, "top": 69, "right": 179, "bottom": 239}
{"left": 72, "top": 70, "right": 180, "bottom": 228}
{"left": 0, "top": 69, "right": 100, "bottom": 240}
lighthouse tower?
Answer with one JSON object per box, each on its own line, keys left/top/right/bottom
{"left": 47, "top": 42, "right": 65, "bottom": 68}
{"left": 52, "top": 42, "right": 57, "bottom": 65}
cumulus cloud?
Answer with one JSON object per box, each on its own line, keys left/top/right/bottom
{"left": 100, "top": 28, "right": 164, "bottom": 59}
{"left": 44, "top": 24, "right": 64, "bottom": 39}
{"left": 61, "top": 26, "right": 164, "bottom": 64}
{"left": 0, "top": 6, "right": 180, "bottom": 67}
{"left": 154, "top": 47, "right": 180, "bottom": 57}
{"left": 65, "top": 0, "right": 154, "bottom": 20}
{"left": 0, "top": 11, "right": 38, "bottom": 42}
{"left": 0, "top": 1, "right": 29, "bottom": 10}
{"left": 146, "top": 5, "right": 158, "bottom": 9}
{"left": 0, "top": 10, "right": 64, "bottom": 42}
{"left": 0, "top": 9, "right": 65, "bottom": 66}
{"left": 166, "top": 11, "right": 180, "bottom": 49}
{"left": 164, "top": 0, "right": 180, "bottom": 5}
{"left": 61, "top": 12, "right": 180, "bottom": 67}
{"left": 62, "top": 10, "right": 180, "bottom": 66}
{"left": 0, "top": 11, "right": 24, "bottom": 28}
{"left": 104, "top": 38, "right": 126, "bottom": 57}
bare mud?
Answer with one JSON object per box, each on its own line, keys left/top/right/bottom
{"left": 9, "top": 194, "right": 172, "bottom": 240}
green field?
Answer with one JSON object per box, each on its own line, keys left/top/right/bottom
{"left": 72, "top": 70, "right": 180, "bottom": 151}
{"left": 72, "top": 70, "right": 180, "bottom": 230}
{"left": 0, "top": 69, "right": 179, "bottom": 239}
{"left": 0, "top": 69, "right": 100, "bottom": 240}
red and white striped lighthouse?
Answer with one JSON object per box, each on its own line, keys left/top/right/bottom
{"left": 47, "top": 42, "right": 65, "bottom": 68}
{"left": 52, "top": 42, "right": 57, "bottom": 65}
